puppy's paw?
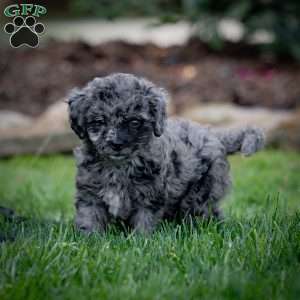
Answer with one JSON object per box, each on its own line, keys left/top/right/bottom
{"left": 130, "top": 209, "right": 157, "bottom": 235}
{"left": 241, "top": 127, "right": 265, "bottom": 156}
{"left": 75, "top": 218, "right": 103, "bottom": 235}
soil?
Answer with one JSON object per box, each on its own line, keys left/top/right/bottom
{"left": 0, "top": 38, "right": 299, "bottom": 116}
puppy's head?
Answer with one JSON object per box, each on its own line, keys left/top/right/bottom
{"left": 68, "top": 73, "right": 167, "bottom": 160}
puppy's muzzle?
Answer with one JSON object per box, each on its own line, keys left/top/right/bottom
{"left": 107, "top": 140, "right": 125, "bottom": 152}
{"left": 106, "top": 130, "right": 125, "bottom": 151}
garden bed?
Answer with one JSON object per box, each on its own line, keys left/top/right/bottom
{"left": 0, "top": 38, "right": 299, "bottom": 116}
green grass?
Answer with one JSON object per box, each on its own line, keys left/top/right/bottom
{"left": 0, "top": 150, "right": 300, "bottom": 300}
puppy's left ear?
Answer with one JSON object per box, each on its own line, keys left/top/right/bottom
{"left": 149, "top": 88, "right": 167, "bottom": 137}
{"left": 68, "top": 88, "right": 87, "bottom": 139}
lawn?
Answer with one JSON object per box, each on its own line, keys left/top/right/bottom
{"left": 0, "top": 150, "right": 299, "bottom": 300}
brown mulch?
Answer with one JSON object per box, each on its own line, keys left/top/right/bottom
{"left": 0, "top": 38, "right": 299, "bottom": 116}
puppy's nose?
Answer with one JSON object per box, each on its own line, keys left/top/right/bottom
{"left": 108, "top": 140, "right": 124, "bottom": 151}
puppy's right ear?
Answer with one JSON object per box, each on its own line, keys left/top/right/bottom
{"left": 68, "top": 88, "right": 87, "bottom": 139}
{"left": 149, "top": 88, "right": 167, "bottom": 137}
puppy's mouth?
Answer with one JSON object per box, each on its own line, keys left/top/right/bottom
{"left": 99, "top": 144, "right": 140, "bottom": 161}
{"left": 109, "top": 154, "right": 127, "bottom": 160}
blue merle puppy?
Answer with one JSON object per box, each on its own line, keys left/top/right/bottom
{"left": 68, "top": 73, "right": 264, "bottom": 234}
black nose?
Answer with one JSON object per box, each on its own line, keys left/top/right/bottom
{"left": 108, "top": 140, "right": 124, "bottom": 151}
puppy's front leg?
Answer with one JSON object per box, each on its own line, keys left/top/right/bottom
{"left": 75, "top": 198, "right": 108, "bottom": 234}
{"left": 130, "top": 209, "right": 161, "bottom": 234}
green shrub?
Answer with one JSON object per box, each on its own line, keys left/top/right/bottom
{"left": 178, "top": 1, "right": 300, "bottom": 59}
{"left": 70, "top": 0, "right": 181, "bottom": 19}
{"left": 70, "top": 0, "right": 300, "bottom": 60}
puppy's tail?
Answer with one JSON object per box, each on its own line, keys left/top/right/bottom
{"left": 213, "top": 126, "right": 265, "bottom": 156}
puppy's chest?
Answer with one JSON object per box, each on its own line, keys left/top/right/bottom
{"left": 82, "top": 158, "right": 161, "bottom": 219}
{"left": 96, "top": 167, "right": 132, "bottom": 218}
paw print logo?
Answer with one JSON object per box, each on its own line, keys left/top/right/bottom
{"left": 4, "top": 16, "right": 45, "bottom": 48}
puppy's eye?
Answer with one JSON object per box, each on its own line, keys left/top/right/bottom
{"left": 129, "top": 119, "right": 142, "bottom": 128}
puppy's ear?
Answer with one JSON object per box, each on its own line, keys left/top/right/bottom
{"left": 68, "top": 88, "right": 87, "bottom": 139}
{"left": 149, "top": 88, "right": 167, "bottom": 137}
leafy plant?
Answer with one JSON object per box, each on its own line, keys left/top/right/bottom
{"left": 178, "top": 1, "right": 300, "bottom": 59}
{"left": 69, "top": 0, "right": 300, "bottom": 60}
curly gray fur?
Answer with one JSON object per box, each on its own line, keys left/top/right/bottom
{"left": 68, "top": 73, "right": 265, "bottom": 234}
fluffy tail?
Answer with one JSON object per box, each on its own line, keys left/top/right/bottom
{"left": 213, "top": 126, "right": 265, "bottom": 156}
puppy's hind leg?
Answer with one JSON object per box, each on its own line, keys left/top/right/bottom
{"left": 182, "top": 157, "right": 231, "bottom": 220}
{"left": 201, "top": 157, "right": 231, "bottom": 219}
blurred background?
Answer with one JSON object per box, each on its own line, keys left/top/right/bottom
{"left": 1, "top": 4, "right": 300, "bottom": 297}
{"left": 0, "top": 0, "right": 299, "bottom": 156}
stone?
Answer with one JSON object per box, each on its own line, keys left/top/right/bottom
{"left": 0, "top": 101, "right": 298, "bottom": 156}
{"left": 180, "top": 103, "right": 293, "bottom": 131}
{"left": 0, "top": 111, "right": 33, "bottom": 129}
{"left": 0, "top": 100, "right": 79, "bottom": 157}
{"left": 268, "top": 110, "right": 300, "bottom": 151}
{"left": 180, "top": 103, "right": 298, "bottom": 150}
